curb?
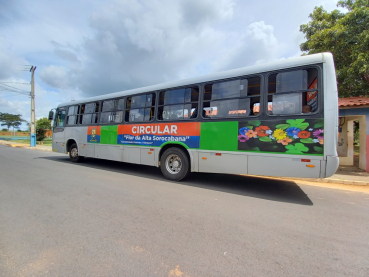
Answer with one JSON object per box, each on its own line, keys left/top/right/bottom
{"left": 245, "top": 175, "right": 369, "bottom": 187}
{"left": 271, "top": 177, "right": 367, "bottom": 186}
{"left": 305, "top": 178, "right": 369, "bottom": 186}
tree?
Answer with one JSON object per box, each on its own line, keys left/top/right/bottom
{"left": 36, "top": 117, "right": 51, "bottom": 141}
{"left": 300, "top": 0, "right": 369, "bottom": 97}
{"left": 0, "top": 113, "right": 27, "bottom": 135}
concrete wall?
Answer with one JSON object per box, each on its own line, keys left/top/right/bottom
{"left": 338, "top": 119, "right": 353, "bottom": 164}
{"left": 0, "top": 132, "right": 30, "bottom": 136}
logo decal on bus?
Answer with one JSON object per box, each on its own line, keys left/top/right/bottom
{"left": 87, "top": 126, "right": 101, "bottom": 143}
{"left": 117, "top": 122, "right": 200, "bottom": 148}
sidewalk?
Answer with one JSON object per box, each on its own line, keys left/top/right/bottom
{"left": 1, "top": 140, "right": 367, "bottom": 186}
{"left": 0, "top": 140, "right": 52, "bottom": 152}
{"left": 270, "top": 166, "right": 369, "bottom": 186}
{"left": 324, "top": 166, "right": 369, "bottom": 185}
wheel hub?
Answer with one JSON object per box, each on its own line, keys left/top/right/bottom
{"left": 165, "top": 154, "right": 182, "bottom": 174}
{"left": 172, "top": 160, "right": 179, "bottom": 168}
{"left": 71, "top": 148, "right": 78, "bottom": 158}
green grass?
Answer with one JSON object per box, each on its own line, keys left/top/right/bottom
{"left": 14, "top": 139, "right": 52, "bottom": 146}
{"left": 0, "top": 135, "right": 30, "bottom": 138}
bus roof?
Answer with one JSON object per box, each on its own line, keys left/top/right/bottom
{"left": 57, "top": 52, "right": 333, "bottom": 107}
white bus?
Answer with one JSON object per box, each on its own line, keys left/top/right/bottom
{"left": 49, "top": 52, "right": 339, "bottom": 181}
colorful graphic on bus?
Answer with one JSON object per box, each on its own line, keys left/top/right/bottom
{"left": 238, "top": 119, "right": 324, "bottom": 155}
{"left": 117, "top": 122, "right": 201, "bottom": 148}
{"left": 87, "top": 126, "right": 101, "bottom": 143}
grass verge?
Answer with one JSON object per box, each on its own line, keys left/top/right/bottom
{"left": 13, "top": 139, "right": 52, "bottom": 146}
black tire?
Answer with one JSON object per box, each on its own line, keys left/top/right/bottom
{"left": 160, "top": 147, "right": 190, "bottom": 181}
{"left": 69, "top": 143, "right": 84, "bottom": 163}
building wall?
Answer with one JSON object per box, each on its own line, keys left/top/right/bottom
{"left": 339, "top": 107, "right": 369, "bottom": 172}
{"left": 338, "top": 119, "right": 353, "bottom": 163}
{"left": 45, "top": 130, "right": 53, "bottom": 137}
{"left": 0, "top": 132, "right": 30, "bottom": 136}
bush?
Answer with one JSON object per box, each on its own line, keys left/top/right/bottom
{"left": 1, "top": 128, "right": 8, "bottom": 131}
{"left": 36, "top": 117, "right": 51, "bottom": 141}
{"left": 36, "top": 129, "right": 46, "bottom": 141}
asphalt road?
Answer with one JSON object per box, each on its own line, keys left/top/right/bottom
{"left": 1, "top": 145, "right": 368, "bottom": 277}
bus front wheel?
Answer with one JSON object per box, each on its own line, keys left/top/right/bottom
{"left": 69, "top": 143, "right": 84, "bottom": 163}
{"left": 160, "top": 147, "right": 189, "bottom": 181}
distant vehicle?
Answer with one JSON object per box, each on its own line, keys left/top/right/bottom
{"left": 49, "top": 52, "right": 339, "bottom": 181}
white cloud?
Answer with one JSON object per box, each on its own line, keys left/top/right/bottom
{"left": 180, "top": 0, "right": 235, "bottom": 29}
{"left": 0, "top": 0, "right": 343, "bottom": 125}
{"left": 212, "top": 21, "right": 279, "bottom": 71}
{"left": 40, "top": 65, "right": 69, "bottom": 89}
{"left": 0, "top": 75, "right": 81, "bottom": 130}
{"left": 0, "top": 37, "right": 29, "bottom": 80}
{"left": 38, "top": 0, "right": 238, "bottom": 97}
{"left": 54, "top": 49, "right": 80, "bottom": 63}
{"left": 0, "top": 98, "right": 29, "bottom": 116}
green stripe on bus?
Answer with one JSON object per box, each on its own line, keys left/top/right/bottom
{"left": 238, "top": 150, "right": 323, "bottom": 156}
{"left": 200, "top": 121, "right": 238, "bottom": 151}
{"left": 101, "top": 125, "right": 118, "bottom": 145}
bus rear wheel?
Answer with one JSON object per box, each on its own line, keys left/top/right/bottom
{"left": 69, "top": 143, "right": 84, "bottom": 163}
{"left": 160, "top": 147, "right": 189, "bottom": 181}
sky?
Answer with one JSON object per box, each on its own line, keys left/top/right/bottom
{"left": 0, "top": 0, "right": 344, "bottom": 130}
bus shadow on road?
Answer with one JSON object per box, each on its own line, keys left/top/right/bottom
{"left": 185, "top": 173, "right": 313, "bottom": 206}
{"left": 40, "top": 156, "right": 313, "bottom": 206}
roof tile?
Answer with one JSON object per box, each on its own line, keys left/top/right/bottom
{"left": 339, "top": 97, "right": 369, "bottom": 107}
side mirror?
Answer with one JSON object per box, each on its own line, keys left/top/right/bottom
{"left": 48, "top": 110, "right": 54, "bottom": 120}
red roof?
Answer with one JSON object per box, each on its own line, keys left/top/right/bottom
{"left": 339, "top": 97, "right": 369, "bottom": 107}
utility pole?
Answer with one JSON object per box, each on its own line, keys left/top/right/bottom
{"left": 30, "top": 66, "right": 36, "bottom": 147}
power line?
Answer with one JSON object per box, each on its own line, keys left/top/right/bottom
{"left": 0, "top": 88, "right": 30, "bottom": 93}
{"left": 0, "top": 83, "right": 29, "bottom": 93}
{"left": 0, "top": 88, "right": 27, "bottom": 95}
{"left": 0, "top": 90, "right": 30, "bottom": 96}
{"left": 0, "top": 86, "right": 24, "bottom": 93}
{"left": 0, "top": 92, "right": 30, "bottom": 98}
{"left": 0, "top": 82, "right": 30, "bottom": 85}
{"left": 14, "top": 65, "right": 32, "bottom": 67}
{"left": 0, "top": 85, "right": 30, "bottom": 96}
{"left": 9, "top": 65, "right": 33, "bottom": 71}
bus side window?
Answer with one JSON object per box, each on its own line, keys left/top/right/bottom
{"left": 202, "top": 77, "right": 260, "bottom": 118}
{"left": 67, "top": 105, "right": 79, "bottom": 125}
{"left": 80, "top": 102, "right": 100, "bottom": 124}
{"left": 100, "top": 98, "right": 124, "bottom": 124}
{"left": 56, "top": 110, "right": 66, "bottom": 127}
{"left": 125, "top": 93, "right": 155, "bottom": 122}
{"left": 267, "top": 69, "right": 318, "bottom": 115}
{"left": 158, "top": 87, "right": 199, "bottom": 121}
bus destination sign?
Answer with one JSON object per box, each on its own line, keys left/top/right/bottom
{"left": 117, "top": 122, "right": 201, "bottom": 148}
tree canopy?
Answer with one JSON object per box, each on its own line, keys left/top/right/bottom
{"left": 36, "top": 117, "right": 51, "bottom": 141}
{"left": 36, "top": 117, "right": 51, "bottom": 130}
{"left": 300, "top": 0, "right": 369, "bottom": 97}
{"left": 0, "top": 113, "right": 27, "bottom": 131}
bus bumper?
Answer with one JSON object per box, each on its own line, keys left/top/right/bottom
{"left": 325, "top": 156, "right": 339, "bottom": 178}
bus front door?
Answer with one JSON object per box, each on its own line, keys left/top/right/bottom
{"left": 52, "top": 109, "right": 66, "bottom": 153}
